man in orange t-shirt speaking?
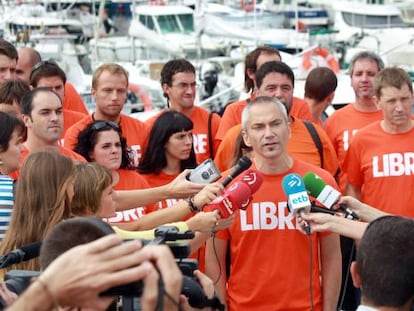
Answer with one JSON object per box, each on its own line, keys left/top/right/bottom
{"left": 206, "top": 96, "right": 341, "bottom": 310}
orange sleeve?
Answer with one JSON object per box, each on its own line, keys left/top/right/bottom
{"left": 215, "top": 100, "right": 247, "bottom": 141}
{"left": 58, "top": 146, "right": 87, "bottom": 162}
{"left": 314, "top": 123, "right": 340, "bottom": 177}
{"left": 214, "top": 124, "right": 241, "bottom": 172}
{"left": 342, "top": 136, "right": 363, "bottom": 187}
{"left": 291, "top": 97, "right": 313, "bottom": 121}
{"left": 63, "top": 116, "right": 92, "bottom": 150}
{"left": 62, "top": 109, "right": 86, "bottom": 137}
{"left": 63, "top": 82, "right": 88, "bottom": 115}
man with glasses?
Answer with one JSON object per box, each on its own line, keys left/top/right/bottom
{"left": 16, "top": 47, "right": 89, "bottom": 115}
{"left": 64, "top": 63, "right": 149, "bottom": 167}
{"left": 146, "top": 59, "right": 221, "bottom": 164}
{"left": 29, "top": 59, "right": 86, "bottom": 137}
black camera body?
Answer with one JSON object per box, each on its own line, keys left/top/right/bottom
{"left": 0, "top": 226, "right": 224, "bottom": 310}
{"left": 102, "top": 226, "right": 198, "bottom": 297}
{"left": 102, "top": 226, "right": 224, "bottom": 309}
{"left": 0, "top": 270, "right": 41, "bottom": 309}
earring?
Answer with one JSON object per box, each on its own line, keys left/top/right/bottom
{"left": 0, "top": 159, "right": 3, "bottom": 166}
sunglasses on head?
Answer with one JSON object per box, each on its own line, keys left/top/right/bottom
{"left": 90, "top": 120, "right": 120, "bottom": 131}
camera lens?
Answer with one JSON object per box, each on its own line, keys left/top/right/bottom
{"left": 201, "top": 171, "right": 210, "bottom": 180}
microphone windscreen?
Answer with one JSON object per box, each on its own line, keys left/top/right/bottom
{"left": 303, "top": 172, "right": 326, "bottom": 197}
{"left": 282, "top": 173, "right": 307, "bottom": 196}
{"left": 227, "top": 182, "right": 252, "bottom": 210}
{"left": 282, "top": 173, "right": 311, "bottom": 214}
{"left": 238, "top": 156, "right": 252, "bottom": 171}
{"left": 20, "top": 241, "right": 42, "bottom": 261}
{"left": 239, "top": 169, "right": 263, "bottom": 194}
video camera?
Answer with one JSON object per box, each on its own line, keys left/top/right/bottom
{"left": 103, "top": 225, "right": 223, "bottom": 309}
{"left": 0, "top": 225, "right": 224, "bottom": 310}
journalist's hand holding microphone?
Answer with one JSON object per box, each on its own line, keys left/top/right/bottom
{"left": 338, "top": 196, "right": 388, "bottom": 222}
{"left": 191, "top": 182, "right": 224, "bottom": 211}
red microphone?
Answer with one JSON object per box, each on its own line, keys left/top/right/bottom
{"left": 239, "top": 169, "right": 263, "bottom": 198}
{"left": 204, "top": 182, "right": 251, "bottom": 218}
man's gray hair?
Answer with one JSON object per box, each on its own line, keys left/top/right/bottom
{"left": 348, "top": 51, "right": 384, "bottom": 76}
{"left": 241, "top": 96, "right": 288, "bottom": 131}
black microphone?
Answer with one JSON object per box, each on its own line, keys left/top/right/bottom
{"left": 0, "top": 241, "right": 42, "bottom": 269}
{"left": 310, "top": 204, "right": 337, "bottom": 216}
{"left": 221, "top": 156, "right": 252, "bottom": 187}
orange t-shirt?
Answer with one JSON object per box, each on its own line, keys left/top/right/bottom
{"left": 324, "top": 104, "right": 383, "bottom": 192}
{"left": 216, "top": 96, "right": 313, "bottom": 142}
{"left": 145, "top": 107, "right": 221, "bottom": 164}
{"left": 344, "top": 121, "right": 414, "bottom": 217}
{"left": 62, "top": 109, "right": 85, "bottom": 138}
{"left": 214, "top": 118, "right": 339, "bottom": 176}
{"left": 9, "top": 144, "right": 85, "bottom": 180}
{"left": 213, "top": 159, "right": 337, "bottom": 310}
{"left": 141, "top": 171, "right": 181, "bottom": 212}
{"left": 64, "top": 114, "right": 149, "bottom": 167}
{"left": 63, "top": 82, "right": 88, "bottom": 115}
{"left": 104, "top": 169, "right": 152, "bottom": 223}
{"left": 141, "top": 170, "right": 206, "bottom": 270}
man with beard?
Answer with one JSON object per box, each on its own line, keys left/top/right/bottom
{"left": 324, "top": 51, "right": 384, "bottom": 193}
{"left": 324, "top": 51, "right": 384, "bottom": 311}
{"left": 215, "top": 61, "right": 339, "bottom": 176}
{"left": 0, "top": 39, "right": 17, "bottom": 83}
{"left": 345, "top": 67, "right": 414, "bottom": 217}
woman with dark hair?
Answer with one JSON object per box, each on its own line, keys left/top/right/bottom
{"left": 139, "top": 110, "right": 197, "bottom": 210}
{"left": 0, "top": 111, "right": 24, "bottom": 240}
{"left": 75, "top": 120, "right": 154, "bottom": 225}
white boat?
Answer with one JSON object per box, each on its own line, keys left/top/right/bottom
{"left": 332, "top": 1, "right": 407, "bottom": 43}
{"left": 326, "top": 1, "right": 414, "bottom": 70}
{"left": 1, "top": 3, "right": 87, "bottom": 42}
{"left": 89, "top": 4, "right": 228, "bottom": 62}
{"left": 195, "top": 2, "right": 322, "bottom": 53}
{"left": 255, "top": 0, "right": 330, "bottom": 29}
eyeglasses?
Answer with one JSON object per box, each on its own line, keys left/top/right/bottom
{"left": 171, "top": 82, "right": 198, "bottom": 90}
{"left": 90, "top": 120, "right": 120, "bottom": 131}
{"left": 29, "top": 59, "right": 60, "bottom": 82}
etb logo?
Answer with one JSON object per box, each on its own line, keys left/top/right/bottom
{"left": 289, "top": 191, "right": 310, "bottom": 208}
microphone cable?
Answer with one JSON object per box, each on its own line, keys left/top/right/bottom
{"left": 338, "top": 241, "right": 356, "bottom": 311}
{"left": 307, "top": 233, "right": 315, "bottom": 311}
{"left": 211, "top": 232, "right": 223, "bottom": 286}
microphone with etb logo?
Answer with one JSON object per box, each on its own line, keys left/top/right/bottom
{"left": 282, "top": 173, "right": 311, "bottom": 235}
